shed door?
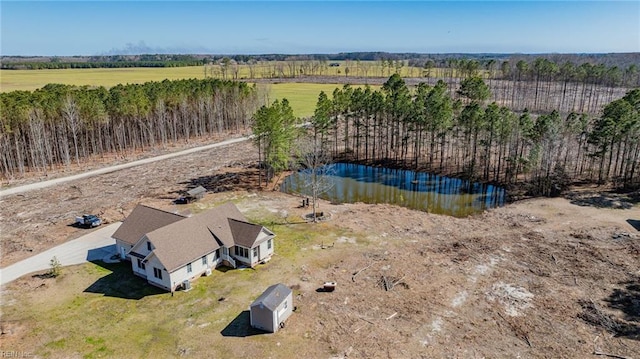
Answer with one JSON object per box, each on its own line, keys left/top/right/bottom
{"left": 277, "top": 302, "right": 287, "bottom": 322}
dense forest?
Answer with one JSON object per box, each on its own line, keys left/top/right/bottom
{"left": 307, "top": 75, "right": 640, "bottom": 195}
{"left": 0, "top": 79, "right": 259, "bottom": 178}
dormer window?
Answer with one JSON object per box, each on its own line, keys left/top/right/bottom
{"left": 147, "top": 241, "right": 152, "bottom": 251}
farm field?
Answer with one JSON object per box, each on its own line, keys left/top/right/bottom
{"left": 260, "top": 82, "right": 379, "bottom": 118}
{"left": 0, "top": 67, "right": 379, "bottom": 118}
{"left": 0, "top": 61, "right": 421, "bottom": 93}
{"left": 0, "top": 67, "right": 208, "bottom": 92}
{"left": 0, "top": 139, "right": 639, "bottom": 358}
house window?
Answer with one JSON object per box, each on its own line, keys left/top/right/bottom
{"left": 202, "top": 256, "right": 207, "bottom": 265}
{"left": 147, "top": 241, "right": 152, "bottom": 251}
{"left": 137, "top": 258, "right": 145, "bottom": 270}
{"left": 253, "top": 247, "right": 258, "bottom": 258}
{"left": 153, "top": 267, "right": 163, "bottom": 279}
{"left": 267, "top": 239, "right": 272, "bottom": 249}
{"left": 187, "top": 263, "right": 192, "bottom": 273}
{"left": 236, "top": 246, "right": 248, "bottom": 258}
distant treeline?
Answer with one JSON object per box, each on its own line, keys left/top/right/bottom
{"left": 1, "top": 60, "right": 206, "bottom": 70}
{"left": 0, "top": 79, "right": 259, "bottom": 178}
{"left": 2, "top": 52, "right": 639, "bottom": 72}
{"left": 0, "top": 54, "right": 206, "bottom": 69}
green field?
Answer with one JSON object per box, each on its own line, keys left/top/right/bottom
{"left": 0, "top": 67, "right": 382, "bottom": 118}
{"left": 261, "top": 82, "right": 378, "bottom": 118}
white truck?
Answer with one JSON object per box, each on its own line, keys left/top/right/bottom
{"left": 75, "top": 214, "right": 102, "bottom": 228}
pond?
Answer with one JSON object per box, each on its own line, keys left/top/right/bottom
{"left": 280, "top": 163, "right": 506, "bottom": 217}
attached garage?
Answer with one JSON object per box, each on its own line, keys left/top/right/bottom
{"left": 250, "top": 283, "right": 293, "bottom": 333}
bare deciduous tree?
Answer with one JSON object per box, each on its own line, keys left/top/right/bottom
{"left": 297, "top": 137, "right": 336, "bottom": 222}
{"left": 62, "top": 95, "right": 80, "bottom": 166}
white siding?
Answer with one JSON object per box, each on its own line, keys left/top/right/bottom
{"left": 258, "top": 237, "right": 274, "bottom": 262}
{"left": 247, "top": 236, "right": 274, "bottom": 267}
{"left": 275, "top": 291, "right": 294, "bottom": 329}
{"left": 145, "top": 255, "right": 171, "bottom": 290}
{"left": 114, "top": 240, "right": 132, "bottom": 260}
{"left": 250, "top": 246, "right": 259, "bottom": 267}
{"left": 130, "top": 235, "right": 154, "bottom": 258}
{"left": 256, "top": 229, "right": 272, "bottom": 243}
{"left": 131, "top": 257, "right": 147, "bottom": 277}
{"left": 166, "top": 250, "right": 219, "bottom": 290}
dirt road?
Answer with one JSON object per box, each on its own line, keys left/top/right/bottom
{"left": 0, "top": 136, "right": 250, "bottom": 197}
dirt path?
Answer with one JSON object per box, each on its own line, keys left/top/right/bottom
{"left": 0, "top": 136, "right": 250, "bottom": 197}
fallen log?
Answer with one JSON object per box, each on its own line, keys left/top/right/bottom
{"left": 593, "top": 351, "right": 632, "bottom": 359}
{"left": 352, "top": 263, "right": 373, "bottom": 282}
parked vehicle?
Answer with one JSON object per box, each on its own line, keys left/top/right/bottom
{"left": 173, "top": 196, "right": 192, "bottom": 205}
{"left": 75, "top": 214, "right": 102, "bottom": 228}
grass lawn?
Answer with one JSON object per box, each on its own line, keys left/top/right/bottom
{"left": 0, "top": 196, "right": 359, "bottom": 358}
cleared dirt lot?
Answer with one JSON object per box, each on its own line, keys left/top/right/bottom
{"left": 1, "top": 139, "right": 639, "bottom": 358}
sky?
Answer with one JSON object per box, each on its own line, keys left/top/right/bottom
{"left": 1, "top": 1, "right": 639, "bottom": 56}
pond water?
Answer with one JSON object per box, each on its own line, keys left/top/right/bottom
{"left": 280, "top": 163, "right": 506, "bottom": 217}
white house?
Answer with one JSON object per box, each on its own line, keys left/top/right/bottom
{"left": 125, "top": 202, "right": 275, "bottom": 292}
{"left": 250, "top": 283, "right": 293, "bottom": 333}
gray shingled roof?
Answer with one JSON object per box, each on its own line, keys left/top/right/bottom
{"left": 112, "top": 204, "right": 186, "bottom": 246}
{"left": 145, "top": 202, "right": 257, "bottom": 272}
{"left": 195, "top": 202, "right": 248, "bottom": 248}
{"left": 145, "top": 216, "right": 221, "bottom": 272}
{"left": 250, "top": 283, "right": 291, "bottom": 311}
{"left": 229, "top": 219, "right": 264, "bottom": 248}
